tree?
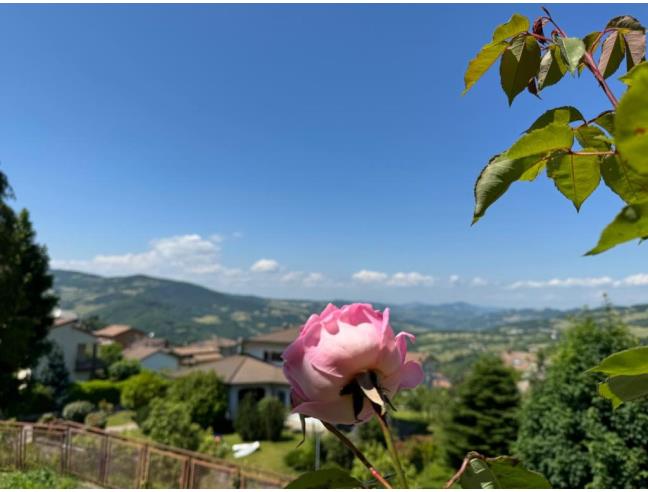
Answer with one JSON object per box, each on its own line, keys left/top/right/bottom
{"left": 234, "top": 393, "right": 264, "bottom": 441}
{"left": 98, "top": 343, "right": 123, "bottom": 368}
{"left": 37, "top": 343, "right": 70, "bottom": 404}
{"left": 0, "top": 170, "right": 57, "bottom": 410}
{"left": 442, "top": 354, "right": 520, "bottom": 467}
{"left": 140, "top": 398, "right": 201, "bottom": 450}
{"left": 120, "top": 371, "right": 169, "bottom": 423}
{"left": 167, "top": 371, "right": 228, "bottom": 430}
{"left": 515, "top": 314, "right": 648, "bottom": 488}
{"left": 257, "top": 396, "right": 286, "bottom": 441}
{"left": 108, "top": 358, "right": 141, "bottom": 381}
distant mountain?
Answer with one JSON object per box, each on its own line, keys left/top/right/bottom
{"left": 52, "top": 270, "right": 648, "bottom": 345}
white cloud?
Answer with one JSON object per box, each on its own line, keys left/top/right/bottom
{"left": 250, "top": 258, "right": 280, "bottom": 273}
{"left": 352, "top": 270, "right": 433, "bottom": 287}
{"left": 280, "top": 271, "right": 326, "bottom": 287}
{"left": 388, "top": 272, "right": 435, "bottom": 287}
{"left": 471, "top": 276, "right": 489, "bottom": 287}
{"left": 508, "top": 275, "right": 631, "bottom": 289}
{"left": 616, "top": 273, "right": 648, "bottom": 286}
{"left": 52, "top": 234, "right": 228, "bottom": 278}
{"left": 352, "top": 270, "right": 389, "bottom": 284}
{"left": 449, "top": 274, "right": 461, "bottom": 285}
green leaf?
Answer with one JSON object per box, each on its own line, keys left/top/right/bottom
{"left": 537, "top": 45, "right": 567, "bottom": 90}
{"left": 519, "top": 161, "right": 546, "bottom": 181}
{"left": 499, "top": 35, "right": 541, "bottom": 105}
{"left": 526, "top": 106, "right": 584, "bottom": 133}
{"left": 623, "top": 30, "right": 646, "bottom": 71}
{"left": 599, "top": 31, "right": 626, "bottom": 78}
{"left": 547, "top": 151, "right": 601, "bottom": 210}
{"left": 593, "top": 110, "right": 615, "bottom": 135}
{"left": 473, "top": 153, "right": 547, "bottom": 224}
{"left": 458, "top": 455, "right": 551, "bottom": 489}
{"left": 284, "top": 469, "right": 363, "bottom": 489}
{"left": 586, "top": 202, "right": 648, "bottom": 254}
{"left": 615, "top": 62, "right": 648, "bottom": 174}
{"left": 464, "top": 42, "right": 509, "bottom": 95}
{"left": 588, "top": 346, "right": 648, "bottom": 376}
{"left": 583, "top": 31, "right": 602, "bottom": 53}
{"left": 557, "top": 37, "right": 586, "bottom": 74}
{"left": 606, "top": 15, "right": 646, "bottom": 31}
{"left": 607, "top": 374, "right": 648, "bottom": 404}
{"left": 599, "top": 382, "right": 623, "bottom": 409}
{"left": 575, "top": 126, "right": 612, "bottom": 150}
{"left": 507, "top": 122, "right": 574, "bottom": 159}
{"left": 463, "top": 14, "right": 530, "bottom": 94}
{"left": 601, "top": 155, "right": 648, "bottom": 204}
{"left": 473, "top": 122, "right": 573, "bottom": 223}
{"left": 486, "top": 457, "right": 552, "bottom": 488}
{"left": 492, "top": 13, "right": 530, "bottom": 43}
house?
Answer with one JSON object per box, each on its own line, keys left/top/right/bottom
{"left": 94, "top": 324, "right": 147, "bottom": 348}
{"left": 500, "top": 350, "right": 538, "bottom": 393}
{"left": 173, "top": 354, "right": 290, "bottom": 419}
{"left": 122, "top": 342, "right": 180, "bottom": 373}
{"left": 172, "top": 336, "right": 237, "bottom": 366}
{"left": 239, "top": 326, "right": 301, "bottom": 365}
{"left": 38, "top": 311, "right": 101, "bottom": 381}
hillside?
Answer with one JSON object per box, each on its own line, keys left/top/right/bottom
{"left": 52, "top": 270, "right": 648, "bottom": 345}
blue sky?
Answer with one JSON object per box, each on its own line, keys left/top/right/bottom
{"left": 2, "top": 4, "right": 648, "bottom": 309}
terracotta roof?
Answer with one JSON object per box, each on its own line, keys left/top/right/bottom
{"left": 53, "top": 316, "right": 79, "bottom": 327}
{"left": 123, "top": 345, "right": 178, "bottom": 362}
{"left": 94, "top": 324, "right": 142, "bottom": 338}
{"left": 174, "top": 355, "right": 288, "bottom": 386}
{"left": 173, "top": 337, "right": 236, "bottom": 357}
{"left": 247, "top": 326, "right": 301, "bottom": 345}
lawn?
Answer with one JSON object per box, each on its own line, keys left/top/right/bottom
{"left": 221, "top": 431, "right": 301, "bottom": 477}
{"left": 106, "top": 410, "right": 135, "bottom": 427}
{"left": 0, "top": 469, "right": 79, "bottom": 488}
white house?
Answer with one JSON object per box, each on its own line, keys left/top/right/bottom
{"left": 39, "top": 312, "right": 100, "bottom": 381}
{"left": 239, "top": 326, "right": 300, "bottom": 365}
{"left": 173, "top": 354, "right": 291, "bottom": 419}
{"left": 122, "top": 344, "right": 180, "bottom": 373}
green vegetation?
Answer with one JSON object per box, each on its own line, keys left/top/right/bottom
{"left": 515, "top": 315, "right": 648, "bottom": 488}
{"left": 62, "top": 400, "right": 95, "bottom": 423}
{"left": 120, "top": 371, "right": 169, "bottom": 422}
{"left": 223, "top": 432, "right": 301, "bottom": 476}
{"left": 166, "top": 371, "right": 228, "bottom": 429}
{"left": 0, "top": 469, "right": 79, "bottom": 489}
{"left": 108, "top": 359, "right": 141, "bottom": 381}
{"left": 68, "top": 379, "right": 122, "bottom": 405}
{"left": 235, "top": 394, "right": 264, "bottom": 441}
{"left": 141, "top": 398, "right": 202, "bottom": 450}
{"left": 0, "top": 170, "right": 57, "bottom": 414}
{"left": 442, "top": 355, "right": 521, "bottom": 467}
{"left": 106, "top": 409, "right": 135, "bottom": 427}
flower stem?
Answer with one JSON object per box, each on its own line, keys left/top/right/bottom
{"left": 321, "top": 421, "right": 393, "bottom": 489}
{"left": 375, "top": 413, "right": 409, "bottom": 488}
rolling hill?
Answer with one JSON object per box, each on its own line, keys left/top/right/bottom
{"left": 52, "top": 270, "right": 648, "bottom": 345}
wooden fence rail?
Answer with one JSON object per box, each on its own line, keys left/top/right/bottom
{"left": 0, "top": 420, "right": 292, "bottom": 489}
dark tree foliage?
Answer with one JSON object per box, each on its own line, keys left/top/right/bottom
{"left": 257, "top": 396, "right": 286, "bottom": 441}
{"left": 37, "top": 343, "right": 70, "bottom": 404}
{"left": 0, "top": 171, "right": 57, "bottom": 409}
{"left": 235, "top": 393, "right": 264, "bottom": 441}
{"left": 167, "top": 371, "right": 228, "bottom": 430}
{"left": 443, "top": 354, "right": 521, "bottom": 467}
{"left": 515, "top": 314, "right": 648, "bottom": 488}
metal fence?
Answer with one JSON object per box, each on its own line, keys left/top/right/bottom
{"left": 0, "top": 421, "right": 291, "bottom": 489}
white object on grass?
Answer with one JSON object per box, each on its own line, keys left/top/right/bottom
{"left": 232, "top": 441, "right": 260, "bottom": 458}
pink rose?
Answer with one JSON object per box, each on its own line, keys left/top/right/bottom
{"left": 282, "top": 303, "right": 424, "bottom": 425}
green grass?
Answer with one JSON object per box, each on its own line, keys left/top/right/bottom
{"left": 0, "top": 468, "right": 79, "bottom": 489}
{"left": 221, "top": 432, "right": 300, "bottom": 477}
{"left": 106, "top": 410, "right": 135, "bottom": 427}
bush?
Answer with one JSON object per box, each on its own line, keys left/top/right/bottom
{"left": 140, "top": 398, "right": 201, "bottom": 450}
{"left": 38, "top": 413, "right": 57, "bottom": 424}
{"left": 284, "top": 439, "right": 317, "bottom": 472}
{"left": 257, "top": 397, "right": 286, "bottom": 441}
{"left": 98, "top": 343, "right": 123, "bottom": 367}
{"left": 120, "top": 371, "right": 169, "bottom": 423}
{"left": 67, "top": 380, "right": 121, "bottom": 405}
{"left": 234, "top": 394, "right": 264, "bottom": 441}
{"left": 84, "top": 410, "right": 108, "bottom": 429}
{"left": 108, "top": 359, "right": 141, "bottom": 381}
{"left": 198, "top": 428, "right": 229, "bottom": 459}
{"left": 62, "top": 401, "right": 95, "bottom": 423}
{"left": 0, "top": 468, "right": 78, "bottom": 488}
{"left": 167, "top": 371, "right": 228, "bottom": 430}
{"left": 323, "top": 435, "right": 354, "bottom": 469}
{"left": 358, "top": 418, "right": 385, "bottom": 447}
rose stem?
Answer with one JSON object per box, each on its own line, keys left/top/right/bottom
{"left": 375, "top": 412, "right": 409, "bottom": 489}
{"left": 322, "top": 421, "right": 393, "bottom": 489}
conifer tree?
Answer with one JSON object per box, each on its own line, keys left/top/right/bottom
{"left": 442, "top": 354, "right": 520, "bottom": 467}
{"left": 0, "top": 170, "right": 57, "bottom": 408}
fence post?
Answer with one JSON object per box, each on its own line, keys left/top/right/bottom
{"left": 138, "top": 443, "right": 150, "bottom": 488}
{"left": 99, "top": 433, "right": 110, "bottom": 486}
{"left": 181, "top": 457, "right": 192, "bottom": 488}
